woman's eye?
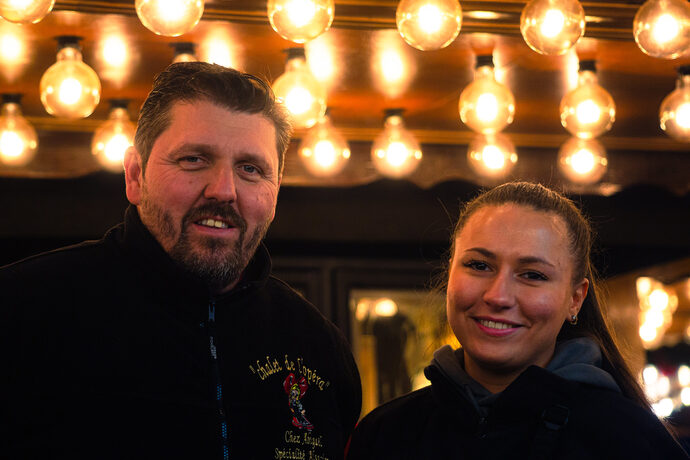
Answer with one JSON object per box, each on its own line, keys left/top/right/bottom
{"left": 463, "top": 260, "right": 490, "bottom": 271}
{"left": 522, "top": 271, "right": 548, "bottom": 281}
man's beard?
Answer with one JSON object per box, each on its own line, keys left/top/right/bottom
{"left": 139, "top": 197, "right": 269, "bottom": 291}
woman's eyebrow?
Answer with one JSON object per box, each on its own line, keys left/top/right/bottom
{"left": 465, "top": 247, "right": 556, "bottom": 268}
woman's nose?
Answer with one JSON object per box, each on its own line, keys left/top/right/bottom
{"left": 482, "top": 269, "right": 516, "bottom": 308}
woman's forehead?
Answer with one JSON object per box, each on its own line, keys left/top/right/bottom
{"left": 455, "top": 204, "right": 571, "bottom": 259}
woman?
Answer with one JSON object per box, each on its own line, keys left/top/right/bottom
{"left": 347, "top": 182, "right": 688, "bottom": 459}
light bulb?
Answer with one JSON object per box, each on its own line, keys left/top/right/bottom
{"left": 371, "top": 109, "right": 422, "bottom": 178}
{"left": 268, "top": 0, "right": 334, "bottom": 44}
{"left": 0, "top": 94, "right": 38, "bottom": 167}
{"left": 272, "top": 47, "right": 326, "bottom": 129}
{"left": 459, "top": 55, "right": 515, "bottom": 134}
{"left": 91, "top": 100, "right": 136, "bottom": 173}
{"left": 299, "top": 111, "right": 350, "bottom": 177}
{"left": 560, "top": 60, "right": 615, "bottom": 139}
{"left": 0, "top": 0, "right": 55, "bottom": 24}
{"left": 39, "top": 37, "right": 101, "bottom": 119}
{"left": 374, "top": 298, "right": 398, "bottom": 317}
{"left": 660, "top": 66, "right": 690, "bottom": 142}
{"left": 171, "top": 42, "right": 198, "bottom": 63}
{"left": 396, "top": 0, "right": 462, "bottom": 51}
{"left": 467, "top": 133, "right": 518, "bottom": 178}
{"left": 135, "top": 0, "right": 204, "bottom": 37}
{"left": 520, "top": 0, "right": 585, "bottom": 55}
{"left": 633, "top": 0, "right": 690, "bottom": 59}
{"left": 558, "top": 137, "right": 608, "bottom": 184}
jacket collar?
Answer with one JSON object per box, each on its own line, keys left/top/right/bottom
{"left": 114, "top": 205, "right": 271, "bottom": 305}
{"left": 426, "top": 358, "right": 578, "bottom": 429}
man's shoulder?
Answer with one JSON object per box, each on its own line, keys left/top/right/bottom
{"left": 0, "top": 236, "right": 118, "bottom": 285}
{"left": 264, "top": 275, "right": 326, "bottom": 317}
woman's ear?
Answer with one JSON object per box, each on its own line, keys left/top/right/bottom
{"left": 569, "top": 277, "right": 590, "bottom": 318}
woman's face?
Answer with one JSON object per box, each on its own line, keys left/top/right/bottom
{"left": 447, "top": 204, "right": 588, "bottom": 380}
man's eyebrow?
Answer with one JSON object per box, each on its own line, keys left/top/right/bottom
{"left": 168, "top": 143, "right": 215, "bottom": 157}
{"left": 464, "top": 247, "right": 556, "bottom": 268}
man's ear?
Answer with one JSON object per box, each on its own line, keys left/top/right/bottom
{"left": 124, "top": 146, "right": 143, "bottom": 205}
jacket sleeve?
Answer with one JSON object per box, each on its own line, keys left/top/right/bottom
{"left": 333, "top": 325, "right": 363, "bottom": 447}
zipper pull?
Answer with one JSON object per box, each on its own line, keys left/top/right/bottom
{"left": 208, "top": 301, "right": 216, "bottom": 323}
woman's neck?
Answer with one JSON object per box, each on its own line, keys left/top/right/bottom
{"left": 463, "top": 354, "right": 526, "bottom": 394}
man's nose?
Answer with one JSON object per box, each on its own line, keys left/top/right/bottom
{"left": 203, "top": 166, "right": 237, "bottom": 202}
{"left": 482, "top": 269, "right": 516, "bottom": 308}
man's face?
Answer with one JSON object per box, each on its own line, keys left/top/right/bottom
{"left": 124, "top": 100, "right": 281, "bottom": 293}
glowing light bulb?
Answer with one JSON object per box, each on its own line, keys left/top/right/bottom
{"left": 560, "top": 61, "right": 615, "bottom": 139}
{"left": 633, "top": 0, "right": 690, "bottom": 59}
{"left": 643, "top": 365, "right": 660, "bottom": 384}
{"left": 653, "top": 14, "right": 680, "bottom": 44}
{"left": 649, "top": 288, "right": 670, "bottom": 310}
{"left": 39, "top": 37, "right": 101, "bottom": 119}
{"left": 374, "top": 298, "right": 398, "bottom": 317}
{"left": 371, "top": 109, "right": 422, "bottom": 178}
{"left": 381, "top": 49, "right": 405, "bottom": 83}
{"left": 640, "top": 323, "right": 658, "bottom": 343}
{"left": 0, "top": 33, "right": 22, "bottom": 62}
{"left": 91, "top": 100, "right": 136, "bottom": 173}
{"left": 652, "top": 398, "right": 674, "bottom": 417}
{"left": 0, "top": 0, "right": 54, "bottom": 24}
{"left": 135, "top": 0, "right": 204, "bottom": 37}
{"left": 682, "top": 387, "right": 690, "bottom": 406}
{"left": 268, "top": 0, "right": 334, "bottom": 44}
{"left": 637, "top": 277, "right": 653, "bottom": 296}
{"left": 678, "top": 365, "right": 690, "bottom": 387}
{"left": 285, "top": 87, "right": 314, "bottom": 115}
{"left": 396, "top": 0, "right": 462, "bottom": 51}
{"left": 467, "top": 133, "right": 518, "bottom": 178}
{"left": 459, "top": 55, "right": 515, "bottom": 134}
{"left": 660, "top": 66, "right": 690, "bottom": 142}
{"left": 541, "top": 9, "right": 566, "bottom": 38}
{"left": 476, "top": 93, "right": 499, "bottom": 122}
{"left": 272, "top": 48, "right": 326, "bottom": 129}
{"left": 558, "top": 137, "right": 608, "bottom": 184}
{"left": 520, "top": 0, "right": 585, "bottom": 55}
{"left": 299, "top": 111, "right": 350, "bottom": 177}
{"left": 171, "top": 42, "right": 198, "bottom": 63}
{"left": 102, "top": 36, "right": 128, "bottom": 67}
{"left": 58, "top": 78, "right": 82, "bottom": 105}
{"left": 0, "top": 94, "right": 38, "bottom": 167}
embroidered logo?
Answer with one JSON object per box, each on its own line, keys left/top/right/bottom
{"left": 283, "top": 372, "right": 313, "bottom": 431}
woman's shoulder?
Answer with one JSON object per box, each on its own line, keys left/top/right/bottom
{"left": 346, "top": 386, "right": 437, "bottom": 459}
{"left": 569, "top": 385, "right": 688, "bottom": 458}
{"left": 358, "top": 385, "right": 435, "bottom": 430}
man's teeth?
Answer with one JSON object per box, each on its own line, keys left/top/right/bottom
{"left": 479, "top": 319, "right": 513, "bottom": 330}
{"left": 198, "top": 218, "right": 229, "bottom": 229}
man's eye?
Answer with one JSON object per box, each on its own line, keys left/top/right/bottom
{"left": 241, "top": 164, "right": 259, "bottom": 174}
{"left": 179, "top": 156, "right": 201, "bottom": 164}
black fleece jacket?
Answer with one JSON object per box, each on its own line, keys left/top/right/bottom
{"left": 347, "top": 348, "right": 687, "bottom": 460}
{"left": 1, "top": 206, "right": 361, "bottom": 460}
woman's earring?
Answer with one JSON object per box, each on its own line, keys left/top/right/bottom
{"left": 569, "top": 314, "right": 578, "bottom": 325}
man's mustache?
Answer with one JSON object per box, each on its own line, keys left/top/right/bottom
{"left": 182, "top": 203, "right": 248, "bottom": 233}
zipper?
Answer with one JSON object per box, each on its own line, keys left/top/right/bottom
{"left": 208, "top": 301, "right": 230, "bottom": 460}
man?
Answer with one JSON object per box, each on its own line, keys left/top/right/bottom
{"left": 1, "top": 62, "right": 361, "bottom": 459}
